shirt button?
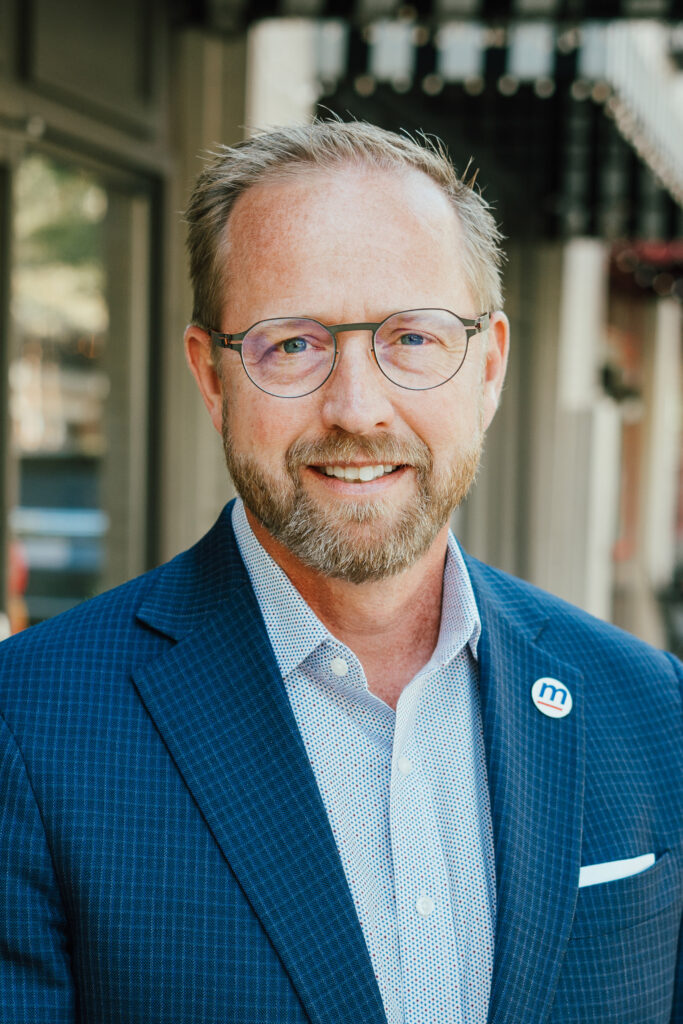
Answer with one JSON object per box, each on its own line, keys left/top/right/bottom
{"left": 330, "top": 656, "right": 349, "bottom": 677}
{"left": 397, "top": 756, "right": 413, "bottom": 776}
{"left": 416, "top": 894, "right": 436, "bottom": 918}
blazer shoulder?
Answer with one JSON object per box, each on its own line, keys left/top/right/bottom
{"left": 0, "top": 503, "right": 245, "bottom": 715}
{"left": 465, "top": 553, "right": 681, "bottom": 683}
{"left": 0, "top": 501, "right": 240, "bottom": 657}
{"left": 0, "top": 560, "right": 166, "bottom": 682}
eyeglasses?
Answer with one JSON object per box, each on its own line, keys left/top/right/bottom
{"left": 209, "top": 308, "right": 490, "bottom": 399}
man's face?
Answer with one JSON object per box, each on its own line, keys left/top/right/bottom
{"left": 192, "top": 165, "right": 507, "bottom": 583}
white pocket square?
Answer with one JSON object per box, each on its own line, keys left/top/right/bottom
{"left": 578, "top": 852, "right": 655, "bottom": 888}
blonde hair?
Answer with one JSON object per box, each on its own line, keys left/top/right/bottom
{"left": 185, "top": 119, "right": 504, "bottom": 330}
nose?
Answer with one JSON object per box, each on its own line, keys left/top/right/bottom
{"left": 318, "top": 331, "right": 396, "bottom": 435}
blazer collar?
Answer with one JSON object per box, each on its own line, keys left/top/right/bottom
{"left": 136, "top": 504, "right": 246, "bottom": 641}
{"left": 136, "top": 508, "right": 584, "bottom": 1024}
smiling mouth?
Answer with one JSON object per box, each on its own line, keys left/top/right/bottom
{"left": 310, "top": 464, "right": 402, "bottom": 482}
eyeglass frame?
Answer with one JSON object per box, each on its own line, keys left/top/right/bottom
{"left": 207, "top": 308, "right": 491, "bottom": 398}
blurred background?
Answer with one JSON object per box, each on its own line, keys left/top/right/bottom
{"left": 0, "top": 0, "right": 681, "bottom": 654}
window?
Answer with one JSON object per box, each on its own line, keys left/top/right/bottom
{"left": 5, "top": 150, "right": 153, "bottom": 630}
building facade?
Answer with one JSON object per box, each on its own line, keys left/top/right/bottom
{"left": 0, "top": 0, "right": 681, "bottom": 651}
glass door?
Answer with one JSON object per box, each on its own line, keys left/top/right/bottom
{"left": 4, "top": 147, "right": 154, "bottom": 630}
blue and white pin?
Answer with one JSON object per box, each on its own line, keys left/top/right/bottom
{"left": 531, "top": 677, "right": 572, "bottom": 718}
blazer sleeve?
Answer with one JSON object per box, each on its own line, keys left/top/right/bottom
{"left": 0, "top": 713, "right": 74, "bottom": 1021}
{"left": 673, "top": 914, "right": 683, "bottom": 1024}
{"left": 668, "top": 651, "right": 683, "bottom": 1024}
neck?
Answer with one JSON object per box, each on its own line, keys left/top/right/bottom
{"left": 246, "top": 509, "right": 449, "bottom": 708}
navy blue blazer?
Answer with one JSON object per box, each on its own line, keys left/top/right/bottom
{"left": 0, "top": 502, "right": 682, "bottom": 1023}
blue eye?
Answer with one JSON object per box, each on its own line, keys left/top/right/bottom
{"left": 282, "top": 337, "right": 308, "bottom": 354}
{"left": 399, "top": 332, "right": 426, "bottom": 346}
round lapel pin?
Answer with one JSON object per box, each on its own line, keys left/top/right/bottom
{"left": 531, "top": 677, "right": 573, "bottom": 718}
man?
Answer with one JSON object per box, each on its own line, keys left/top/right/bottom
{"left": 0, "top": 121, "right": 681, "bottom": 1024}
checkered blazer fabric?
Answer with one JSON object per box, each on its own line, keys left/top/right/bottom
{"left": 0, "top": 501, "right": 681, "bottom": 1024}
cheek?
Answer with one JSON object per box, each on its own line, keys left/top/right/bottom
{"left": 402, "top": 390, "right": 479, "bottom": 457}
{"left": 225, "top": 381, "right": 312, "bottom": 458}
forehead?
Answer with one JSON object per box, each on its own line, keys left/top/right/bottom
{"left": 222, "top": 164, "right": 472, "bottom": 321}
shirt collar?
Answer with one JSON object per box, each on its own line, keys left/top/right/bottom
{"left": 231, "top": 497, "right": 481, "bottom": 680}
{"left": 429, "top": 530, "right": 481, "bottom": 669}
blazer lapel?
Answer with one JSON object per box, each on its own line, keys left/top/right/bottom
{"left": 133, "top": 514, "right": 386, "bottom": 1024}
{"left": 467, "top": 560, "right": 585, "bottom": 1024}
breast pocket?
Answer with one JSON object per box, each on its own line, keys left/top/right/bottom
{"left": 570, "top": 850, "right": 680, "bottom": 938}
{"left": 549, "top": 852, "right": 683, "bottom": 1024}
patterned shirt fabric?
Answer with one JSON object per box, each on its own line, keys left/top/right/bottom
{"left": 232, "top": 498, "right": 496, "bottom": 1024}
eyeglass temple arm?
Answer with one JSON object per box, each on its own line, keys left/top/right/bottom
{"left": 463, "top": 313, "right": 489, "bottom": 340}
{"left": 209, "top": 330, "right": 244, "bottom": 350}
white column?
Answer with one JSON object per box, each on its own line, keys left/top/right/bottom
{"left": 246, "top": 20, "right": 319, "bottom": 131}
{"left": 642, "top": 298, "right": 681, "bottom": 589}
{"left": 557, "top": 240, "right": 607, "bottom": 413}
{"left": 159, "top": 29, "right": 248, "bottom": 561}
{"left": 584, "top": 399, "right": 622, "bottom": 620}
{"left": 523, "top": 238, "right": 620, "bottom": 619}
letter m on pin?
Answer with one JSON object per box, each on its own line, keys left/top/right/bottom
{"left": 539, "top": 682, "right": 567, "bottom": 705}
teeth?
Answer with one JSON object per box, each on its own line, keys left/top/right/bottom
{"left": 321, "top": 464, "right": 398, "bottom": 481}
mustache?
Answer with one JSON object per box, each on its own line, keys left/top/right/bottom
{"left": 285, "top": 432, "right": 433, "bottom": 474}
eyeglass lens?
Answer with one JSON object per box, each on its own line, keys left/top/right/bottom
{"left": 240, "top": 310, "right": 469, "bottom": 397}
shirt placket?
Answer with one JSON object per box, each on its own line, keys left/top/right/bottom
{"left": 418, "top": 667, "right": 496, "bottom": 1024}
{"left": 390, "top": 675, "right": 463, "bottom": 1024}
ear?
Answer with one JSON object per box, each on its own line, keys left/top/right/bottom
{"left": 184, "top": 325, "right": 224, "bottom": 435}
{"left": 481, "top": 310, "right": 510, "bottom": 431}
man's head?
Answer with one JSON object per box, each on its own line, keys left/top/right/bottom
{"left": 184, "top": 121, "right": 509, "bottom": 584}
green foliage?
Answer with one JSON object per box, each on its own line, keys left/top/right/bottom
{"left": 14, "top": 154, "right": 107, "bottom": 268}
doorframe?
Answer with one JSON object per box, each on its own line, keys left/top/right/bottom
{"left": 0, "top": 159, "right": 11, "bottom": 614}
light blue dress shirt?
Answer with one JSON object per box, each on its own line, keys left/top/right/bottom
{"left": 232, "top": 498, "right": 496, "bottom": 1024}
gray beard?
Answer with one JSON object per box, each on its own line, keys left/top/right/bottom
{"left": 222, "top": 400, "right": 482, "bottom": 584}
